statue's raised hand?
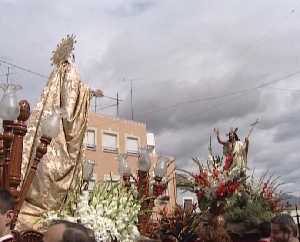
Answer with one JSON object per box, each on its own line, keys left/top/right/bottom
{"left": 213, "top": 128, "right": 219, "bottom": 136}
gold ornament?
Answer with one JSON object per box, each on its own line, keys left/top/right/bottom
{"left": 50, "top": 34, "right": 76, "bottom": 66}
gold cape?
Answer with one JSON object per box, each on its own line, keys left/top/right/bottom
{"left": 17, "top": 62, "right": 91, "bottom": 230}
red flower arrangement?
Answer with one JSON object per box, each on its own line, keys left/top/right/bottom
{"left": 188, "top": 156, "right": 244, "bottom": 213}
{"left": 260, "top": 181, "right": 283, "bottom": 213}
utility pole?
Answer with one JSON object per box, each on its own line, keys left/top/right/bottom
{"left": 94, "top": 96, "right": 97, "bottom": 112}
{"left": 91, "top": 89, "right": 104, "bottom": 113}
{"left": 92, "top": 89, "right": 123, "bottom": 115}
{"left": 122, "top": 78, "right": 135, "bottom": 120}
{"left": 116, "top": 92, "right": 119, "bottom": 117}
{"left": 130, "top": 79, "right": 134, "bottom": 120}
{"left": 6, "top": 67, "right": 10, "bottom": 84}
{"left": 296, "top": 205, "right": 300, "bottom": 240}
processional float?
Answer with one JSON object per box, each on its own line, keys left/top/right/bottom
{"left": 0, "top": 35, "right": 98, "bottom": 235}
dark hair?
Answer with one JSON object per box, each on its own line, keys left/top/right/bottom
{"left": 0, "top": 189, "right": 15, "bottom": 214}
{"left": 259, "top": 221, "right": 271, "bottom": 238}
{"left": 271, "top": 214, "right": 298, "bottom": 237}
{"left": 51, "top": 220, "right": 95, "bottom": 242}
{"left": 233, "top": 133, "right": 240, "bottom": 141}
{"left": 227, "top": 131, "right": 240, "bottom": 141}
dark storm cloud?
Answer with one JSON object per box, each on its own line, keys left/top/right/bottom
{"left": 1, "top": 0, "right": 300, "bottom": 195}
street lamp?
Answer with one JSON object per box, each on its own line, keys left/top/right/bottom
{"left": 0, "top": 84, "right": 21, "bottom": 121}
{"left": 0, "top": 83, "right": 23, "bottom": 190}
{"left": 118, "top": 154, "right": 131, "bottom": 189}
{"left": 135, "top": 148, "right": 169, "bottom": 237}
{"left": 137, "top": 148, "right": 151, "bottom": 198}
{"left": 118, "top": 147, "right": 169, "bottom": 237}
{"left": 87, "top": 175, "right": 96, "bottom": 192}
{"left": 83, "top": 159, "right": 95, "bottom": 190}
{"left": 0, "top": 83, "right": 60, "bottom": 222}
{"left": 153, "top": 157, "right": 168, "bottom": 197}
{"left": 154, "top": 157, "right": 167, "bottom": 179}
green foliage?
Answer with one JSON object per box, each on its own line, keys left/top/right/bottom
{"left": 225, "top": 172, "right": 283, "bottom": 232}
{"left": 159, "top": 205, "right": 202, "bottom": 242}
{"left": 225, "top": 195, "right": 274, "bottom": 228}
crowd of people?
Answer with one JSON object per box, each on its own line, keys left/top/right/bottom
{"left": 0, "top": 188, "right": 299, "bottom": 242}
{"left": 255, "top": 216, "right": 299, "bottom": 242}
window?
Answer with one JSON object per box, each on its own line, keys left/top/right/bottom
{"left": 126, "top": 137, "right": 139, "bottom": 154}
{"left": 102, "top": 132, "right": 118, "bottom": 152}
{"left": 85, "top": 129, "right": 96, "bottom": 149}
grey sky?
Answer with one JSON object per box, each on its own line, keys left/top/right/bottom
{"left": 1, "top": 0, "right": 300, "bottom": 196}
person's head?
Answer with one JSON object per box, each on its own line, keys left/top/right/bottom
{"left": 259, "top": 221, "right": 271, "bottom": 238}
{"left": 0, "top": 189, "right": 15, "bottom": 236}
{"left": 271, "top": 214, "right": 298, "bottom": 242}
{"left": 228, "top": 131, "right": 234, "bottom": 142}
{"left": 43, "top": 220, "right": 95, "bottom": 242}
{"left": 228, "top": 128, "right": 239, "bottom": 142}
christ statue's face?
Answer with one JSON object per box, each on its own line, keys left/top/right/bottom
{"left": 229, "top": 132, "right": 234, "bottom": 141}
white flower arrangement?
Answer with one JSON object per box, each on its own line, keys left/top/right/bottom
{"left": 43, "top": 182, "right": 141, "bottom": 242}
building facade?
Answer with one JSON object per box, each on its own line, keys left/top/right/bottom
{"left": 84, "top": 112, "right": 176, "bottom": 209}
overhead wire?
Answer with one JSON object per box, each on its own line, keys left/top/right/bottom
{"left": 0, "top": 8, "right": 297, "bottom": 118}
{"left": 0, "top": 58, "right": 48, "bottom": 79}
{"left": 142, "top": 89, "right": 252, "bottom": 125}
{"left": 122, "top": 7, "right": 296, "bottom": 89}
{"left": 138, "top": 69, "right": 300, "bottom": 117}
{"left": 0, "top": 58, "right": 122, "bottom": 107}
{"left": 103, "top": 95, "right": 123, "bottom": 101}
{"left": 98, "top": 103, "right": 118, "bottom": 111}
{"left": 264, "top": 86, "right": 300, "bottom": 92}
{"left": 133, "top": 8, "right": 298, "bottom": 117}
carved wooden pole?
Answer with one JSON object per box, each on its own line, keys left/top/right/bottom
{"left": 137, "top": 170, "right": 168, "bottom": 237}
{"left": 153, "top": 176, "right": 166, "bottom": 197}
{"left": 0, "top": 133, "right": 4, "bottom": 188}
{"left": 137, "top": 170, "right": 151, "bottom": 236}
{"left": 2, "top": 120, "right": 14, "bottom": 190}
{"left": 9, "top": 100, "right": 30, "bottom": 199}
{"left": 137, "top": 170, "right": 149, "bottom": 198}
{"left": 15, "top": 135, "right": 51, "bottom": 215}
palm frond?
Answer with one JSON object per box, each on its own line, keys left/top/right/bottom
{"left": 176, "top": 168, "right": 194, "bottom": 177}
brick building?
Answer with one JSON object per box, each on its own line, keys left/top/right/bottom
{"left": 84, "top": 112, "right": 176, "bottom": 209}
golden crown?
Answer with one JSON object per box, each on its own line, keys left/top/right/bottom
{"left": 51, "top": 34, "right": 76, "bottom": 66}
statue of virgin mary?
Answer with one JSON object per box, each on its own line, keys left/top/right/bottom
{"left": 17, "top": 35, "right": 94, "bottom": 230}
